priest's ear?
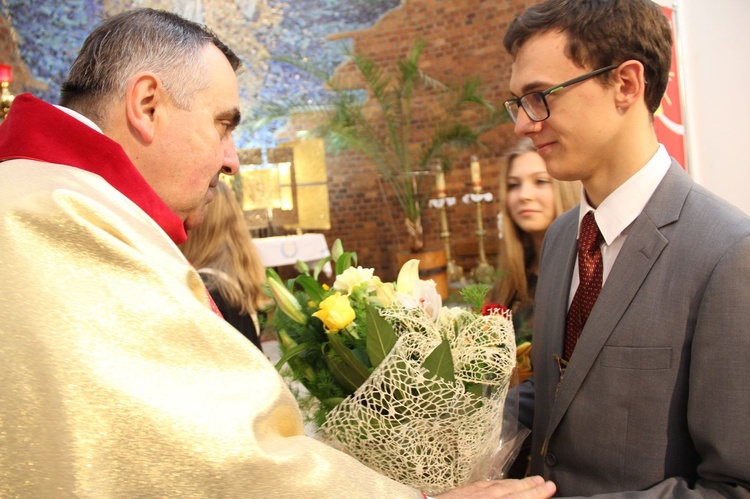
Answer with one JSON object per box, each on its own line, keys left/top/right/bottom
{"left": 124, "top": 72, "right": 163, "bottom": 144}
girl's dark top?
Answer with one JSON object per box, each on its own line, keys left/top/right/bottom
{"left": 510, "top": 272, "right": 537, "bottom": 345}
{"left": 207, "top": 288, "right": 263, "bottom": 352}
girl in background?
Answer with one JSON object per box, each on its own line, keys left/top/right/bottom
{"left": 492, "top": 138, "right": 580, "bottom": 347}
{"left": 493, "top": 138, "right": 580, "bottom": 479}
{"left": 180, "top": 182, "right": 269, "bottom": 351}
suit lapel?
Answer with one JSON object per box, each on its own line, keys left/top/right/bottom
{"left": 545, "top": 162, "right": 692, "bottom": 437}
{"left": 535, "top": 211, "right": 578, "bottom": 405}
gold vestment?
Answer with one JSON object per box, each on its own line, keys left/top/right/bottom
{"left": 0, "top": 160, "right": 419, "bottom": 498}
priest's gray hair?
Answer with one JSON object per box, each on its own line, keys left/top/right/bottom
{"left": 60, "top": 8, "right": 241, "bottom": 125}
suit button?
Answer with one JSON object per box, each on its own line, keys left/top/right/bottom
{"left": 545, "top": 452, "right": 557, "bottom": 467}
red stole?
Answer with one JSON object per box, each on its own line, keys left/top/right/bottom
{"left": 0, "top": 93, "right": 187, "bottom": 245}
{"left": 0, "top": 94, "right": 224, "bottom": 317}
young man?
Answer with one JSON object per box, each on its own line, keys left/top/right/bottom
{"left": 0, "top": 8, "right": 555, "bottom": 499}
{"left": 503, "top": 0, "right": 750, "bottom": 496}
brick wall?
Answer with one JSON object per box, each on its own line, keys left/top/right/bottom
{"left": 279, "top": 0, "right": 537, "bottom": 282}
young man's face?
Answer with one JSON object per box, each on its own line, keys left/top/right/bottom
{"left": 508, "top": 31, "right": 621, "bottom": 185}
{"left": 153, "top": 43, "right": 241, "bottom": 230}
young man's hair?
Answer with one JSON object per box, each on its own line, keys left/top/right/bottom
{"left": 503, "top": 0, "right": 672, "bottom": 114}
{"left": 60, "top": 8, "right": 241, "bottom": 124}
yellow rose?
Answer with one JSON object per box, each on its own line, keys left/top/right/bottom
{"left": 312, "top": 292, "right": 356, "bottom": 332}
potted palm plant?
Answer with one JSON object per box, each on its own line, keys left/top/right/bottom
{"left": 254, "top": 39, "right": 504, "bottom": 256}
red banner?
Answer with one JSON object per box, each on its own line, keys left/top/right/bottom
{"left": 654, "top": 5, "right": 687, "bottom": 169}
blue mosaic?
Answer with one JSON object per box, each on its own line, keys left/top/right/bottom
{"left": 4, "top": 0, "right": 400, "bottom": 148}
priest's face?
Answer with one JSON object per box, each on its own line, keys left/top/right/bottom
{"left": 152, "top": 43, "right": 241, "bottom": 230}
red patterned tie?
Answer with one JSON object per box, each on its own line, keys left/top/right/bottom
{"left": 564, "top": 211, "right": 603, "bottom": 360}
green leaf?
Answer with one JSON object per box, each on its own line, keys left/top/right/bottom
{"left": 422, "top": 338, "right": 455, "bottom": 383}
{"left": 274, "top": 342, "right": 310, "bottom": 371}
{"left": 313, "top": 256, "right": 333, "bottom": 281}
{"left": 351, "top": 347, "right": 371, "bottom": 368}
{"left": 336, "top": 251, "right": 357, "bottom": 275}
{"left": 465, "top": 382, "right": 484, "bottom": 399}
{"left": 323, "top": 341, "right": 367, "bottom": 393}
{"left": 328, "top": 334, "right": 370, "bottom": 388}
{"left": 294, "top": 274, "right": 325, "bottom": 303}
{"left": 335, "top": 252, "right": 353, "bottom": 275}
{"left": 365, "top": 304, "right": 398, "bottom": 368}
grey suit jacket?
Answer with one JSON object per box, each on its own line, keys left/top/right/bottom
{"left": 531, "top": 162, "right": 750, "bottom": 497}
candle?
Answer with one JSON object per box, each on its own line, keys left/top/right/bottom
{"left": 470, "top": 155, "right": 481, "bottom": 190}
{"left": 435, "top": 171, "right": 446, "bottom": 195}
{"left": 0, "top": 65, "right": 12, "bottom": 83}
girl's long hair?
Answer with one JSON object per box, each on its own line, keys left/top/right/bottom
{"left": 180, "top": 182, "right": 268, "bottom": 314}
{"left": 491, "top": 138, "right": 580, "bottom": 306}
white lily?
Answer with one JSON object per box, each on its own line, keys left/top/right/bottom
{"left": 267, "top": 276, "right": 307, "bottom": 325}
{"left": 396, "top": 259, "right": 420, "bottom": 295}
{"left": 395, "top": 258, "right": 442, "bottom": 320}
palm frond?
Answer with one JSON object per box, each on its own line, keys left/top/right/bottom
{"left": 416, "top": 123, "right": 482, "bottom": 172}
{"left": 251, "top": 39, "right": 506, "bottom": 244}
{"left": 347, "top": 49, "right": 409, "bottom": 173}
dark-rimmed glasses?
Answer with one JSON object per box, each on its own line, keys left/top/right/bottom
{"left": 504, "top": 64, "right": 619, "bottom": 124}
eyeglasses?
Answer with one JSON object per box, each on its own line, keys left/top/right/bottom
{"left": 504, "top": 64, "right": 620, "bottom": 124}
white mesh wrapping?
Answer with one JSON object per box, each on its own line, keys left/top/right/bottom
{"left": 318, "top": 306, "right": 516, "bottom": 495}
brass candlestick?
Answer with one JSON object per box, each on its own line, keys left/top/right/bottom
{"left": 429, "top": 161, "right": 463, "bottom": 284}
{"left": 462, "top": 189, "right": 495, "bottom": 284}
{"left": 429, "top": 195, "right": 463, "bottom": 283}
{"left": 0, "top": 64, "right": 14, "bottom": 120}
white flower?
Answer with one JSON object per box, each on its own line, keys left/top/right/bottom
{"left": 396, "top": 259, "right": 420, "bottom": 295}
{"left": 395, "top": 259, "right": 442, "bottom": 319}
{"left": 412, "top": 279, "right": 443, "bottom": 319}
{"left": 333, "top": 266, "right": 375, "bottom": 294}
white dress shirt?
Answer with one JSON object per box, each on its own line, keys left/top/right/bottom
{"left": 55, "top": 105, "right": 103, "bottom": 133}
{"left": 568, "top": 144, "right": 672, "bottom": 307}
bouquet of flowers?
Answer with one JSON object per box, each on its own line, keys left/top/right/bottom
{"left": 482, "top": 302, "right": 534, "bottom": 383}
{"left": 267, "top": 240, "right": 526, "bottom": 495}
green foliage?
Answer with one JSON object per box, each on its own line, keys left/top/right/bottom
{"left": 268, "top": 239, "right": 496, "bottom": 423}
{"left": 365, "top": 304, "right": 397, "bottom": 368}
{"left": 268, "top": 239, "right": 382, "bottom": 422}
{"left": 422, "top": 338, "right": 455, "bottom": 383}
{"left": 460, "top": 283, "right": 492, "bottom": 311}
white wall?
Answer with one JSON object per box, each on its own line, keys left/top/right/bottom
{"left": 654, "top": 0, "right": 750, "bottom": 214}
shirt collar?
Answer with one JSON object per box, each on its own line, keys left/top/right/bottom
{"left": 54, "top": 105, "right": 104, "bottom": 133}
{"left": 577, "top": 144, "right": 671, "bottom": 244}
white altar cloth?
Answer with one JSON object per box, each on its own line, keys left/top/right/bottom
{"left": 253, "top": 233, "right": 331, "bottom": 275}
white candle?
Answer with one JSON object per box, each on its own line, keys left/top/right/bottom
{"left": 470, "top": 155, "right": 481, "bottom": 189}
